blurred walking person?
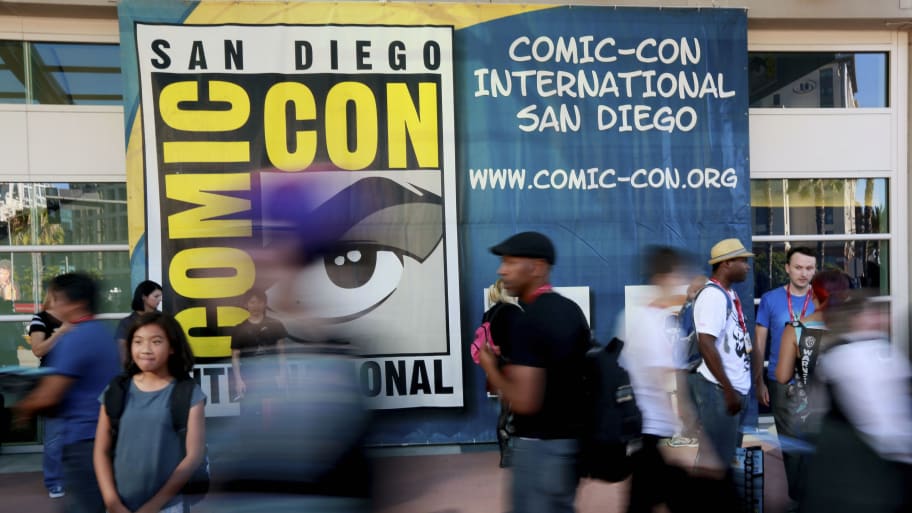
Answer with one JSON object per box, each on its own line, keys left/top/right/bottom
{"left": 14, "top": 272, "right": 121, "bottom": 513}
{"left": 802, "top": 292, "right": 912, "bottom": 513}
{"left": 621, "top": 247, "right": 689, "bottom": 512}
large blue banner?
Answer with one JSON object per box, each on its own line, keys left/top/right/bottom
{"left": 119, "top": 1, "right": 750, "bottom": 444}
{"left": 446, "top": 8, "right": 752, "bottom": 445}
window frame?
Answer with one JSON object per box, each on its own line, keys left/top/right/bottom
{"left": 748, "top": 29, "right": 909, "bottom": 355}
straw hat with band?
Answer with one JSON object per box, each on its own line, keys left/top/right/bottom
{"left": 708, "top": 238, "right": 755, "bottom": 265}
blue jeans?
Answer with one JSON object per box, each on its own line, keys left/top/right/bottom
{"left": 62, "top": 439, "right": 105, "bottom": 513}
{"left": 512, "top": 438, "right": 579, "bottom": 513}
{"left": 688, "top": 373, "right": 748, "bottom": 468}
{"left": 43, "top": 416, "right": 64, "bottom": 490}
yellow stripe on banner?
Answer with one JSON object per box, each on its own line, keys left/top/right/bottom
{"left": 125, "top": 110, "right": 145, "bottom": 255}
{"left": 162, "top": 141, "right": 251, "bottom": 163}
{"left": 186, "top": 1, "right": 554, "bottom": 29}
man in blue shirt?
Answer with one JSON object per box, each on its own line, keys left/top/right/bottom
{"left": 15, "top": 272, "right": 121, "bottom": 513}
{"left": 754, "top": 246, "right": 817, "bottom": 504}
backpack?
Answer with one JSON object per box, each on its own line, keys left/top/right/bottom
{"left": 103, "top": 374, "right": 210, "bottom": 504}
{"left": 579, "top": 337, "right": 643, "bottom": 482}
{"left": 674, "top": 282, "right": 733, "bottom": 372}
{"left": 470, "top": 302, "right": 518, "bottom": 364}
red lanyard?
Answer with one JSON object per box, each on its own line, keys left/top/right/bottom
{"left": 785, "top": 284, "right": 813, "bottom": 322}
{"left": 710, "top": 279, "right": 747, "bottom": 332}
{"left": 527, "top": 284, "right": 553, "bottom": 302}
{"left": 71, "top": 314, "right": 94, "bottom": 324}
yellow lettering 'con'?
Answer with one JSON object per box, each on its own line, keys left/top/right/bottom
{"left": 325, "top": 82, "right": 378, "bottom": 170}
{"left": 158, "top": 80, "right": 251, "bottom": 163}
{"left": 170, "top": 247, "right": 254, "bottom": 299}
{"left": 166, "top": 173, "right": 251, "bottom": 239}
{"left": 175, "top": 306, "right": 248, "bottom": 358}
{"left": 264, "top": 82, "right": 317, "bottom": 171}
{"left": 386, "top": 82, "right": 439, "bottom": 168}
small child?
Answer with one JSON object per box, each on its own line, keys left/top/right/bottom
{"left": 94, "top": 312, "right": 206, "bottom": 513}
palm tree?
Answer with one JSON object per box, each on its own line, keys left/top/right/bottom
{"left": 790, "top": 179, "right": 845, "bottom": 262}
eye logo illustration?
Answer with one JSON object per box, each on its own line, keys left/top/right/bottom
{"left": 266, "top": 176, "right": 444, "bottom": 327}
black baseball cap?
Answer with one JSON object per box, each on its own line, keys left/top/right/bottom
{"left": 490, "top": 231, "right": 556, "bottom": 265}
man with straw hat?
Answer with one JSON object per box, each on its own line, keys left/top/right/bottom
{"left": 689, "top": 238, "right": 754, "bottom": 474}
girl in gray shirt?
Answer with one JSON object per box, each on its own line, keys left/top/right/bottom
{"left": 94, "top": 312, "right": 206, "bottom": 513}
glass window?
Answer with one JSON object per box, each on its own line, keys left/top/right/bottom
{"left": 749, "top": 52, "right": 888, "bottom": 108}
{"left": 0, "top": 319, "right": 32, "bottom": 366}
{"left": 0, "top": 183, "right": 128, "bottom": 246}
{"left": 0, "top": 40, "right": 26, "bottom": 103}
{"left": 30, "top": 42, "right": 122, "bottom": 105}
{"left": 751, "top": 179, "right": 888, "bottom": 236}
{"left": 0, "top": 250, "right": 130, "bottom": 315}
{"left": 753, "top": 241, "right": 889, "bottom": 297}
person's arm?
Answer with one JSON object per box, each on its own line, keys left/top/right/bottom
{"left": 753, "top": 324, "right": 769, "bottom": 407}
{"left": 696, "top": 333, "right": 741, "bottom": 415}
{"left": 30, "top": 323, "right": 71, "bottom": 358}
{"left": 13, "top": 375, "right": 75, "bottom": 424}
{"left": 135, "top": 402, "right": 206, "bottom": 513}
{"left": 231, "top": 349, "right": 246, "bottom": 398}
{"left": 775, "top": 325, "right": 798, "bottom": 384}
{"left": 93, "top": 405, "right": 130, "bottom": 513}
{"left": 479, "top": 344, "right": 545, "bottom": 415}
{"left": 694, "top": 288, "right": 741, "bottom": 415}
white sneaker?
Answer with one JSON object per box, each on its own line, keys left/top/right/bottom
{"left": 48, "top": 487, "right": 65, "bottom": 499}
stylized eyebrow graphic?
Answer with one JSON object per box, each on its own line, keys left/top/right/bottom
{"left": 308, "top": 176, "right": 444, "bottom": 262}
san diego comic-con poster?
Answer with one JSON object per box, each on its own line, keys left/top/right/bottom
{"left": 119, "top": 1, "right": 751, "bottom": 426}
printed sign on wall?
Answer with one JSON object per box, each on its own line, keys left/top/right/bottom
{"left": 134, "top": 23, "right": 461, "bottom": 410}
{"left": 120, "top": 2, "right": 750, "bottom": 430}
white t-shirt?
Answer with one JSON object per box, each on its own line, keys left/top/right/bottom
{"left": 620, "top": 305, "right": 679, "bottom": 437}
{"left": 694, "top": 285, "right": 752, "bottom": 394}
{"left": 818, "top": 333, "right": 912, "bottom": 464}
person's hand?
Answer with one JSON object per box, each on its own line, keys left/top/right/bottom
{"left": 57, "top": 322, "right": 73, "bottom": 335}
{"left": 478, "top": 342, "right": 497, "bottom": 374}
{"left": 234, "top": 378, "right": 246, "bottom": 400}
{"left": 105, "top": 500, "right": 131, "bottom": 513}
{"left": 723, "top": 386, "right": 742, "bottom": 415}
{"left": 10, "top": 406, "right": 32, "bottom": 430}
{"left": 756, "top": 381, "right": 770, "bottom": 408}
{"left": 135, "top": 502, "right": 160, "bottom": 513}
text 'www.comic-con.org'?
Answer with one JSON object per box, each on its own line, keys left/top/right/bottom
{"left": 468, "top": 166, "right": 738, "bottom": 191}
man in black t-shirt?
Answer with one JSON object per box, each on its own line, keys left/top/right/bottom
{"left": 230, "top": 289, "right": 288, "bottom": 415}
{"left": 478, "top": 231, "right": 590, "bottom": 513}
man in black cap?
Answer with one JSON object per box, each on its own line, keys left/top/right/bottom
{"left": 478, "top": 231, "right": 591, "bottom": 513}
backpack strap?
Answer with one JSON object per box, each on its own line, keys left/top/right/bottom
{"left": 103, "top": 373, "right": 132, "bottom": 445}
{"left": 700, "top": 281, "right": 733, "bottom": 318}
{"left": 171, "top": 378, "right": 195, "bottom": 442}
{"left": 483, "top": 301, "right": 521, "bottom": 324}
